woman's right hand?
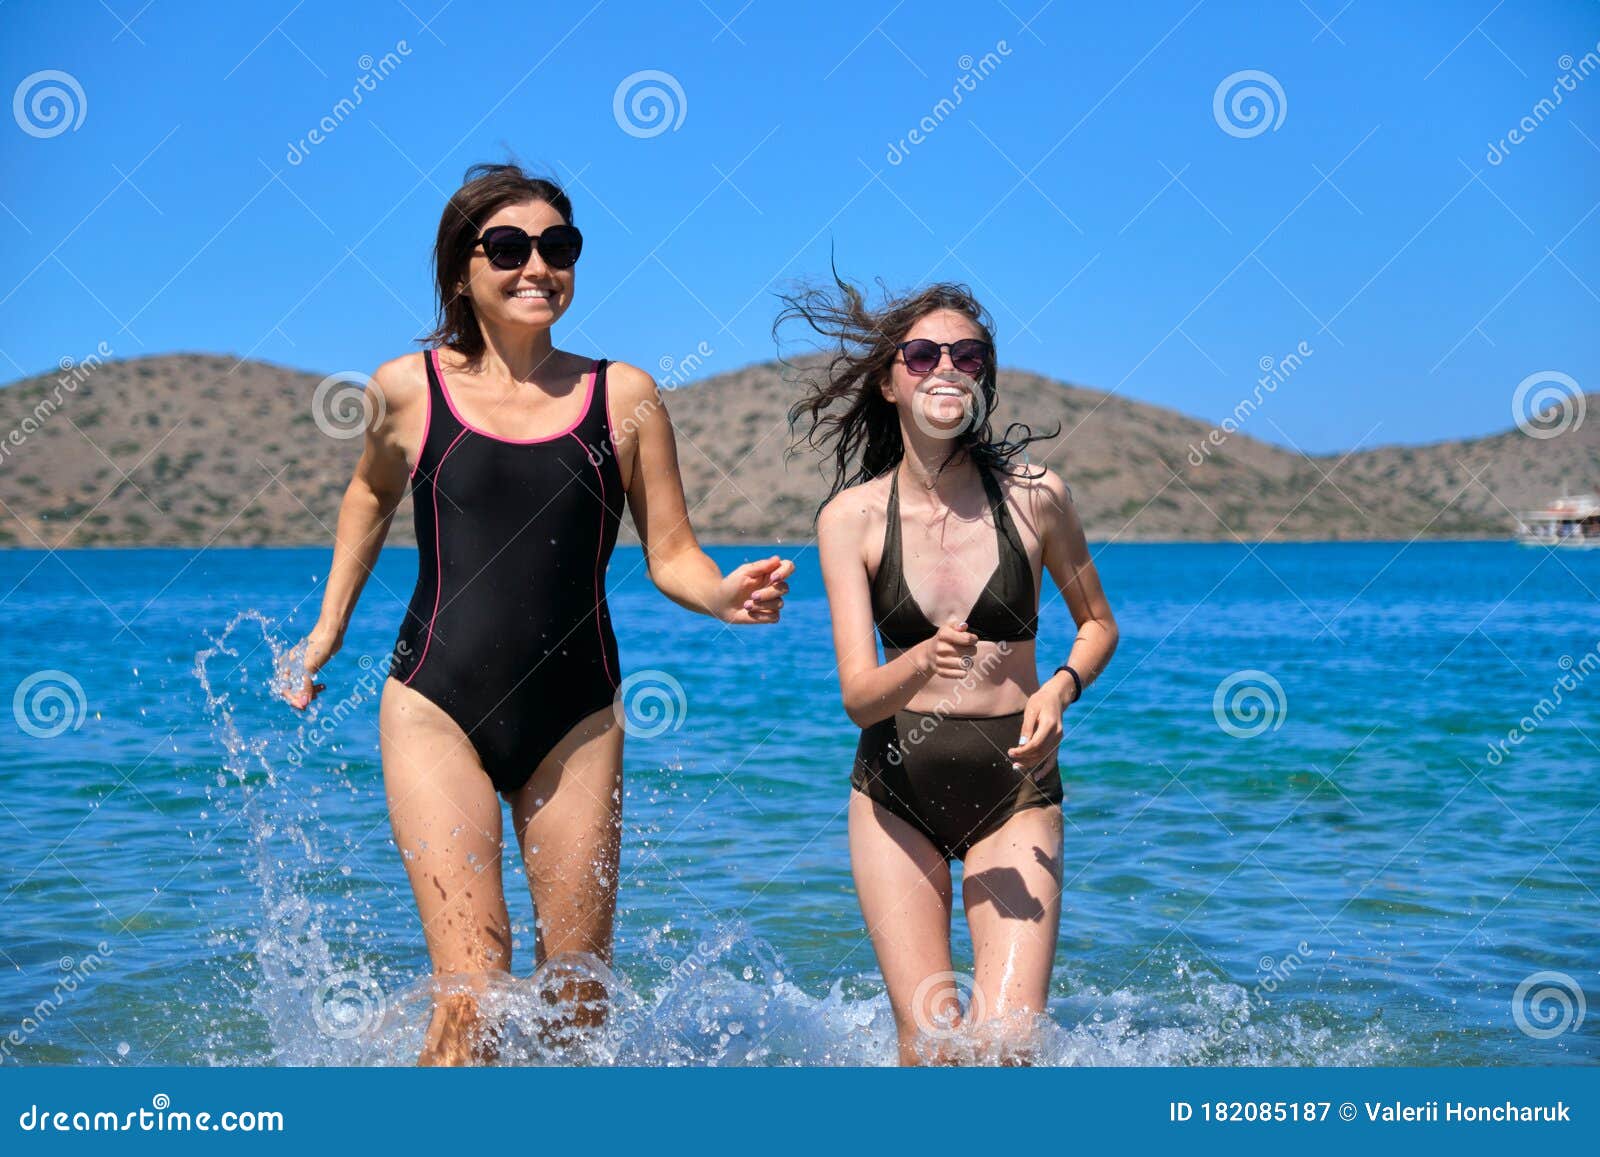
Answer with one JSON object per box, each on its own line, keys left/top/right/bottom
{"left": 281, "top": 626, "right": 339, "bottom": 710}
{"left": 919, "top": 620, "right": 979, "bottom": 679}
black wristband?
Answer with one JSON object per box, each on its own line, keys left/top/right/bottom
{"left": 1054, "top": 663, "right": 1082, "bottom": 703}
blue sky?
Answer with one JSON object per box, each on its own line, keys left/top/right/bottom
{"left": 1, "top": 0, "right": 1596, "bottom": 451}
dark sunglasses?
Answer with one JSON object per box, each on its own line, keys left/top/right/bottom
{"left": 473, "top": 223, "right": 584, "bottom": 271}
{"left": 896, "top": 338, "right": 992, "bottom": 376}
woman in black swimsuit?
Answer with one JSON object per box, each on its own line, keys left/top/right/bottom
{"left": 284, "top": 163, "right": 793, "bottom": 1064}
{"left": 783, "top": 275, "right": 1118, "bottom": 1064}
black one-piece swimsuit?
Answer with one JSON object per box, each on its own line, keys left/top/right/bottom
{"left": 389, "top": 348, "right": 625, "bottom": 794}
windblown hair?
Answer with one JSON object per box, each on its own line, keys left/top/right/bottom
{"left": 778, "top": 266, "right": 1056, "bottom": 513}
{"left": 420, "top": 162, "right": 575, "bottom": 363}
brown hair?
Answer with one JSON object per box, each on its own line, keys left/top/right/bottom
{"left": 778, "top": 264, "right": 1055, "bottom": 513}
{"left": 419, "top": 162, "right": 575, "bottom": 363}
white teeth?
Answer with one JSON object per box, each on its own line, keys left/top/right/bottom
{"left": 511, "top": 289, "right": 552, "bottom": 299}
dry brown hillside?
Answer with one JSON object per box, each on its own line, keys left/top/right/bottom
{"left": 0, "top": 352, "right": 1594, "bottom": 547}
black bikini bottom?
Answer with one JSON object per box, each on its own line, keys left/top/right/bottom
{"left": 851, "top": 708, "right": 1063, "bottom": 861}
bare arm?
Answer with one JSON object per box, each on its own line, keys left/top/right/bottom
{"left": 285, "top": 358, "right": 418, "bottom": 707}
{"left": 610, "top": 361, "right": 791, "bottom": 623}
{"left": 1036, "top": 470, "right": 1118, "bottom": 704}
{"left": 1008, "top": 469, "right": 1119, "bottom": 762}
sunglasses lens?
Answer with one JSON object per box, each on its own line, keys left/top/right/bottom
{"left": 902, "top": 340, "right": 940, "bottom": 374}
{"left": 486, "top": 245, "right": 528, "bottom": 270}
{"left": 537, "top": 225, "right": 582, "bottom": 269}
{"left": 480, "top": 228, "right": 531, "bottom": 270}
{"left": 537, "top": 236, "right": 582, "bottom": 270}
{"left": 950, "top": 340, "right": 988, "bottom": 374}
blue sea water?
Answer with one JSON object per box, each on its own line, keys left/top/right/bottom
{"left": 0, "top": 542, "right": 1595, "bottom": 1066}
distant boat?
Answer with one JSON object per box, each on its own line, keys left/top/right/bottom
{"left": 1515, "top": 493, "right": 1600, "bottom": 548}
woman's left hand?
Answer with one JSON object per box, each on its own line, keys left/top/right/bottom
{"left": 718, "top": 556, "right": 795, "bottom": 624}
{"left": 1007, "top": 683, "right": 1067, "bottom": 769}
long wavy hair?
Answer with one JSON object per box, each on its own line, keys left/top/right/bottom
{"left": 419, "top": 162, "right": 575, "bottom": 363}
{"left": 778, "top": 266, "right": 1056, "bottom": 513}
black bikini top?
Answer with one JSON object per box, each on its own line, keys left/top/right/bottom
{"left": 870, "top": 465, "right": 1038, "bottom": 651}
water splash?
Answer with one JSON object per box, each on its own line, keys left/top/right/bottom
{"left": 188, "top": 612, "right": 1399, "bottom": 1067}
{"left": 193, "top": 611, "right": 387, "bottom": 1064}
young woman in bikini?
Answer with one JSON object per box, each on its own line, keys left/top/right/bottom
{"left": 783, "top": 276, "right": 1118, "bottom": 1064}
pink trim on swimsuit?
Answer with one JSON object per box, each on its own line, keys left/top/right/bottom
{"left": 569, "top": 364, "right": 613, "bottom": 687}
{"left": 402, "top": 426, "right": 470, "bottom": 686}
{"left": 429, "top": 347, "right": 595, "bottom": 444}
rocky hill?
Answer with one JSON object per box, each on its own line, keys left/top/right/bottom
{"left": 0, "top": 353, "right": 1593, "bottom": 547}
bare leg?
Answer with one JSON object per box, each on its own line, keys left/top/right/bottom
{"left": 961, "top": 804, "right": 1063, "bottom": 1062}
{"left": 848, "top": 790, "right": 958, "bottom": 1066}
{"left": 380, "top": 677, "right": 512, "bottom": 1066}
{"left": 509, "top": 706, "right": 623, "bottom": 1042}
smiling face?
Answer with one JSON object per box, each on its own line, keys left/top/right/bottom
{"left": 881, "top": 308, "right": 991, "bottom": 440}
{"left": 459, "top": 199, "right": 575, "bottom": 335}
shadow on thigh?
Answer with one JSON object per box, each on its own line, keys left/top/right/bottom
{"left": 960, "top": 805, "right": 1064, "bottom": 1036}
{"left": 963, "top": 806, "right": 1063, "bottom": 925}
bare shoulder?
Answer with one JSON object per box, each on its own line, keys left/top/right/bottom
{"left": 602, "top": 358, "right": 662, "bottom": 410}
{"left": 369, "top": 351, "right": 428, "bottom": 413}
{"left": 818, "top": 474, "right": 890, "bottom": 551}
{"left": 1000, "top": 466, "right": 1079, "bottom": 547}
{"left": 1002, "top": 465, "right": 1072, "bottom": 510}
